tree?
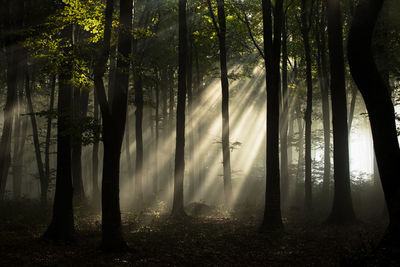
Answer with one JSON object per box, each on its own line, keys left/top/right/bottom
{"left": 260, "top": 0, "right": 284, "bottom": 231}
{"left": 93, "top": 0, "right": 132, "bottom": 250}
{"left": 25, "top": 64, "right": 48, "bottom": 204}
{"left": 348, "top": 0, "right": 400, "bottom": 247}
{"left": 43, "top": 27, "right": 75, "bottom": 240}
{"left": 299, "top": 0, "right": 313, "bottom": 213}
{"left": 315, "top": 0, "right": 330, "bottom": 200}
{"left": 206, "top": 0, "right": 233, "bottom": 208}
{"left": 171, "top": 0, "right": 188, "bottom": 218}
{"left": 0, "top": 0, "right": 21, "bottom": 201}
{"left": 325, "top": 0, "right": 356, "bottom": 224}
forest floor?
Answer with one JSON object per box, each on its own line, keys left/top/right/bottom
{"left": 0, "top": 201, "right": 396, "bottom": 266}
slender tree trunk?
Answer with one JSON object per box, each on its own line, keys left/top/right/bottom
{"left": 72, "top": 87, "right": 85, "bottom": 202}
{"left": 300, "top": 0, "right": 313, "bottom": 213}
{"left": 45, "top": 75, "right": 56, "bottom": 191}
{"left": 134, "top": 76, "right": 144, "bottom": 207}
{"left": 326, "top": 0, "right": 356, "bottom": 224}
{"left": 12, "top": 75, "right": 23, "bottom": 199}
{"left": 125, "top": 106, "right": 133, "bottom": 181}
{"left": 92, "top": 89, "right": 100, "bottom": 209}
{"left": 101, "top": 0, "right": 132, "bottom": 250}
{"left": 155, "top": 80, "right": 160, "bottom": 195}
{"left": 167, "top": 68, "right": 175, "bottom": 204}
{"left": 315, "top": 3, "right": 331, "bottom": 200}
{"left": 0, "top": 45, "right": 17, "bottom": 201}
{"left": 187, "top": 23, "right": 195, "bottom": 202}
{"left": 348, "top": 86, "right": 357, "bottom": 130}
{"left": 25, "top": 67, "right": 47, "bottom": 204}
{"left": 93, "top": 0, "right": 131, "bottom": 250}
{"left": 217, "top": 0, "right": 233, "bottom": 208}
{"left": 261, "top": 0, "right": 284, "bottom": 231}
{"left": 348, "top": 0, "right": 400, "bottom": 246}
{"left": 171, "top": 0, "right": 188, "bottom": 218}
{"left": 280, "top": 15, "right": 289, "bottom": 206}
{"left": 161, "top": 69, "right": 168, "bottom": 194}
{"left": 43, "top": 39, "right": 74, "bottom": 240}
{"left": 206, "top": 0, "right": 232, "bottom": 207}
{"left": 295, "top": 101, "right": 305, "bottom": 202}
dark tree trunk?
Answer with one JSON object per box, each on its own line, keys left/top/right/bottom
{"left": 348, "top": 86, "right": 357, "bottom": 130}
{"left": 0, "top": 45, "right": 18, "bottom": 201}
{"left": 300, "top": 0, "right": 313, "bottom": 213}
{"left": 326, "top": 0, "right": 356, "bottom": 224}
{"left": 12, "top": 70, "right": 26, "bottom": 199}
{"left": 315, "top": 0, "right": 331, "bottom": 200}
{"left": 187, "top": 21, "right": 195, "bottom": 201}
{"left": 134, "top": 76, "right": 144, "bottom": 207}
{"left": 45, "top": 75, "right": 56, "bottom": 193}
{"left": 25, "top": 66, "right": 47, "bottom": 204}
{"left": 125, "top": 106, "right": 133, "bottom": 183}
{"left": 280, "top": 14, "right": 289, "bottom": 206}
{"left": 171, "top": 0, "right": 188, "bottom": 218}
{"left": 295, "top": 99, "right": 305, "bottom": 202}
{"left": 92, "top": 89, "right": 100, "bottom": 209}
{"left": 72, "top": 87, "right": 85, "bottom": 203}
{"left": 101, "top": 0, "right": 132, "bottom": 250}
{"left": 348, "top": 0, "right": 400, "bottom": 246}
{"left": 206, "top": 0, "right": 232, "bottom": 207}
{"left": 217, "top": 0, "right": 232, "bottom": 208}
{"left": 154, "top": 80, "right": 160, "bottom": 194}
{"left": 93, "top": 0, "right": 132, "bottom": 251}
{"left": 160, "top": 69, "right": 169, "bottom": 193}
{"left": 261, "top": 0, "right": 284, "bottom": 231}
{"left": 43, "top": 43, "right": 74, "bottom": 240}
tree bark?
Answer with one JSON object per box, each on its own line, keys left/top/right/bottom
{"left": 348, "top": 0, "right": 400, "bottom": 246}
{"left": 326, "top": 0, "right": 357, "bottom": 224}
{"left": 0, "top": 43, "right": 18, "bottom": 201}
{"left": 300, "top": 0, "right": 313, "bottom": 213}
{"left": 12, "top": 69, "right": 27, "bottom": 199}
{"left": 280, "top": 14, "right": 289, "bottom": 206}
{"left": 43, "top": 38, "right": 74, "bottom": 240}
{"left": 92, "top": 89, "right": 100, "bottom": 209}
{"left": 93, "top": 0, "right": 131, "bottom": 250}
{"left": 171, "top": 0, "right": 188, "bottom": 218}
{"left": 134, "top": 76, "right": 144, "bottom": 207}
{"left": 25, "top": 65, "right": 47, "bottom": 204}
{"left": 45, "top": 75, "right": 56, "bottom": 195}
{"left": 315, "top": 0, "right": 331, "bottom": 200}
{"left": 261, "top": 0, "right": 284, "bottom": 231}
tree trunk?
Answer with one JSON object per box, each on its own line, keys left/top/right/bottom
{"left": 280, "top": 14, "right": 289, "bottom": 206}
{"left": 25, "top": 66, "right": 47, "bottom": 204}
{"left": 348, "top": 0, "right": 400, "bottom": 246}
{"left": 72, "top": 87, "right": 85, "bottom": 203}
{"left": 0, "top": 44, "right": 17, "bottom": 201}
{"left": 171, "top": 0, "right": 188, "bottom": 218}
{"left": 45, "top": 75, "right": 56, "bottom": 194}
{"left": 261, "top": 0, "right": 284, "bottom": 231}
{"left": 134, "top": 76, "right": 144, "bottom": 207}
{"left": 101, "top": 0, "right": 132, "bottom": 250}
{"left": 315, "top": 1, "right": 331, "bottom": 200}
{"left": 187, "top": 21, "right": 195, "bottom": 202}
{"left": 348, "top": 86, "right": 357, "bottom": 130}
{"left": 93, "top": 0, "right": 131, "bottom": 250}
{"left": 12, "top": 73, "right": 24, "bottom": 199}
{"left": 300, "top": 0, "right": 313, "bottom": 213}
{"left": 43, "top": 42, "right": 74, "bottom": 240}
{"left": 326, "top": 0, "right": 357, "bottom": 224}
{"left": 125, "top": 106, "right": 133, "bottom": 183}
{"left": 92, "top": 89, "right": 100, "bottom": 209}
